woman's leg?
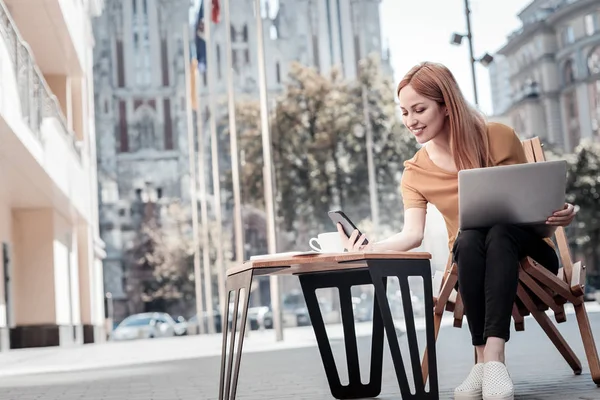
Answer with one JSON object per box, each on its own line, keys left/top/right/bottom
{"left": 454, "top": 229, "right": 489, "bottom": 399}
{"left": 483, "top": 224, "right": 559, "bottom": 362}
{"left": 454, "top": 228, "right": 488, "bottom": 358}
{"left": 481, "top": 224, "right": 559, "bottom": 400}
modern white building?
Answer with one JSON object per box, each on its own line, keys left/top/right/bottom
{"left": 0, "top": 0, "right": 107, "bottom": 349}
{"left": 489, "top": 0, "right": 600, "bottom": 151}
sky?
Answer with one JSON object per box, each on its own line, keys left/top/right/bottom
{"left": 380, "top": 0, "right": 532, "bottom": 116}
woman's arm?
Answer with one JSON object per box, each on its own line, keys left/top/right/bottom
{"left": 339, "top": 208, "right": 427, "bottom": 252}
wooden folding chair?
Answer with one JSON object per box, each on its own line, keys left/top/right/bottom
{"left": 423, "top": 137, "right": 600, "bottom": 386}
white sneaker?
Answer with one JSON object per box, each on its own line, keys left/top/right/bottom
{"left": 454, "top": 363, "right": 484, "bottom": 400}
{"left": 482, "top": 361, "right": 514, "bottom": 400}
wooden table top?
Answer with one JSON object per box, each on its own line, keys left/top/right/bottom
{"left": 226, "top": 251, "right": 432, "bottom": 277}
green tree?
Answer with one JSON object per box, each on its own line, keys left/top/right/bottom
{"left": 344, "top": 54, "right": 419, "bottom": 227}
{"left": 125, "top": 201, "right": 197, "bottom": 316}
{"left": 221, "top": 55, "right": 418, "bottom": 249}
{"left": 565, "top": 140, "right": 600, "bottom": 281}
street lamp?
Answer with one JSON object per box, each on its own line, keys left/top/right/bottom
{"left": 450, "top": 0, "right": 494, "bottom": 106}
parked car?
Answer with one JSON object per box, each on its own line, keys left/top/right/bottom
{"left": 111, "top": 312, "right": 178, "bottom": 341}
{"left": 248, "top": 306, "right": 271, "bottom": 329}
{"left": 187, "top": 307, "right": 260, "bottom": 334}
{"left": 172, "top": 315, "right": 188, "bottom": 336}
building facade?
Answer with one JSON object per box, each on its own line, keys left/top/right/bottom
{"left": 93, "top": 0, "right": 390, "bottom": 321}
{"left": 490, "top": 0, "right": 600, "bottom": 151}
{"left": 0, "top": 0, "right": 107, "bottom": 349}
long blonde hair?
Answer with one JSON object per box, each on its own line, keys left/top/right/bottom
{"left": 397, "top": 62, "right": 492, "bottom": 170}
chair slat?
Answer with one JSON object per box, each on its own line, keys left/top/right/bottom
{"left": 522, "top": 139, "right": 536, "bottom": 163}
{"left": 531, "top": 137, "right": 546, "bottom": 161}
{"left": 512, "top": 303, "right": 525, "bottom": 331}
{"left": 521, "top": 258, "right": 581, "bottom": 305}
{"left": 570, "top": 261, "right": 585, "bottom": 297}
{"left": 555, "top": 228, "right": 574, "bottom": 286}
{"left": 453, "top": 291, "right": 464, "bottom": 328}
{"left": 519, "top": 268, "right": 566, "bottom": 322}
{"left": 516, "top": 283, "right": 582, "bottom": 374}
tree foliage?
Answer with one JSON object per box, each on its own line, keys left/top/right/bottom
{"left": 125, "top": 201, "right": 196, "bottom": 315}
{"left": 222, "top": 55, "right": 418, "bottom": 249}
{"left": 564, "top": 140, "right": 600, "bottom": 280}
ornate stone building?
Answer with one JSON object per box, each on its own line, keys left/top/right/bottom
{"left": 93, "top": 0, "right": 391, "bottom": 321}
{"left": 490, "top": 0, "right": 600, "bottom": 151}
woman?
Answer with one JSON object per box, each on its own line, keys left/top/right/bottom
{"left": 338, "top": 62, "right": 576, "bottom": 400}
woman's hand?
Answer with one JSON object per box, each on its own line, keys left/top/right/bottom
{"left": 546, "top": 203, "right": 576, "bottom": 226}
{"left": 336, "top": 223, "right": 373, "bottom": 252}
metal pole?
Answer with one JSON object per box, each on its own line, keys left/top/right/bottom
{"left": 195, "top": 67, "right": 213, "bottom": 335}
{"left": 204, "top": 0, "right": 221, "bottom": 335}
{"left": 362, "top": 83, "right": 379, "bottom": 229}
{"left": 223, "top": 0, "right": 244, "bottom": 264}
{"left": 254, "top": 0, "right": 283, "bottom": 342}
{"left": 183, "top": 24, "right": 206, "bottom": 335}
{"left": 464, "top": 0, "right": 479, "bottom": 106}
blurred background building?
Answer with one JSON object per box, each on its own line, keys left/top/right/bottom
{"left": 489, "top": 0, "right": 600, "bottom": 151}
{"left": 93, "top": 0, "right": 392, "bottom": 322}
{"left": 92, "top": 0, "right": 193, "bottom": 322}
{"left": 0, "top": 0, "right": 106, "bottom": 349}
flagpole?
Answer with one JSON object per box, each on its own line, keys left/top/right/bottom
{"left": 254, "top": 0, "right": 283, "bottom": 342}
{"left": 223, "top": 0, "right": 244, "bottom": 266}
{"left": 204, "top": 0, "right": 225, "bottom": 330}
{"left": 183, "top": 24, "right": 206, "bottom": 335}
{"left": 195, "top": 65, "right": 213, "bottom": 337}
{"left": 351, "top": 1, "right": 379, "bottom": 229}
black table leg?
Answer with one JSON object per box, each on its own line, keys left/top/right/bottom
{"left": 368, "top": 259, "right": 439, "bottom": 400}
{"left": 219, "top": 270, "right": 253, "bottom": 400}
{"left": 299, "top": 269, "right": 385, "bottom": 399}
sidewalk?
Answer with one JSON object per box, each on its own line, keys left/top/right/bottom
{"left": 0, "top": 303, "right": 597, "bottom": 399}
{"left": 0, "top": 302, "right": 597, "bottom": 379}
{"left": 0, "top": 313, "right": 451, "bottom": 378}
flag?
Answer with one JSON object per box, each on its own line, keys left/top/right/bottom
{"left": 195, "top": 2, "right": 207, "bottom": 73}
{"left": 211, "top": 0, "right": 220, "bottom": 24}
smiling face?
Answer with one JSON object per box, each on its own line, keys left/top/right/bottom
{"left": 398, "top": 84, "right": 448, "bottom": 144}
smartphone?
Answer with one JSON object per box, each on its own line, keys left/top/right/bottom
{"left": 328, "top": 210, "right": 369, "bottom": 245}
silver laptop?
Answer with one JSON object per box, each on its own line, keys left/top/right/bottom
{"left": 458, "top": 160, "right": 567, "bottom": 237}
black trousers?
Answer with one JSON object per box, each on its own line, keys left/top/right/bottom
{"left": 453, "top": 224, "right": 559, "bottom": 346}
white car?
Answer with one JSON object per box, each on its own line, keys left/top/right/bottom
{"left": 111, "top": 312, "right": 177, "bottom": 341}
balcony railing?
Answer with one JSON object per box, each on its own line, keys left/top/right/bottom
{"left": 0, "top": 0, "right": 82, "bottom": 162}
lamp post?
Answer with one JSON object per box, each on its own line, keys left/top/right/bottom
{"left": 450, "top": 0, "right": 494, "bottom": 107}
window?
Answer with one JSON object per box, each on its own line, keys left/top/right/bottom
{"left": 589, "top": 46, "right": 600, "bottom": 75}
{"left": 232, "top": 49, "right": 238, "bottom": 71}
{"left": 585, "top": 13, "right": 599, "bottom": 36}
{"left": 231, "top": 24, "right": 236, "bottom": 42}
{"left": 566, "top": 92, "right": 578, "bottom": 119}
{"left": 564, "top": 90, "right": 580, "bottom": 149}
{"left": 563, "top": 59, "right": 575, "bottom": 85}
{"left": 101, "top": 181, "right": 119, "bottom": 204}
{"left": 216, "top": 44, "right": 222, "bottom": 80}
{"left": 132, "top": 0, "right": 152, "bottom": 87}
{"left": 561, "top": 26, "right": 574, "bottom": 46}
{"left": 589, "top": 80, "right": 600, "bottom": 137}
{"left": 130, "top": 107, "right": 158, "bottom": 151}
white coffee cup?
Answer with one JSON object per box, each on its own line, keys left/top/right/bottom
{"left": 309, "top": 232, "right": 345, "bottom": 253}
